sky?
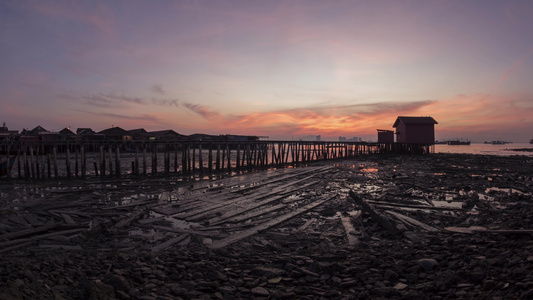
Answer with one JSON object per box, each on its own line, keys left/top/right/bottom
{"left": 1, "top": 0, "right": 533, "bottom": 142}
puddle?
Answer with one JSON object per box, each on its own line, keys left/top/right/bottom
{"left": 485, "top": 187, "right": 526, "bottom": 195}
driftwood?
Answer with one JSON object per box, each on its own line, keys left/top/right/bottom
{"left": 366, "top": 199, "right": 463, "bottom": 211}
{"left": 112, "top": 209, "right": 149, "bottom": 230}
{"left": 445, "top": 226, "right": 533, "bottom": 235}
{"left": 349, "top": 190, "right": 400, "bottom": 236}
{"left": 0, "top": 223, "right": 58, "bottom": 241}
{"left": 384, "top": 210, "right": 440, "bottom": 232}
{"left": 296, "top": 218, "right": 316, "bottom": 232}
{"left": 151, "top": 234, "right": 189, "bottom": 252}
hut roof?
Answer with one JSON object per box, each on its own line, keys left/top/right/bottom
{"left": 393, "top": 116, "right": 438, "bottom": 127}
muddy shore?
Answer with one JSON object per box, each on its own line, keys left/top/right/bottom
{"left": 1, "top": 153, "right": 533, "bottom": 299}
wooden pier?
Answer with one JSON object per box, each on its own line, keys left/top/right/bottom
{"left": 1, "top": 140, "right": 434, "bottom": 180}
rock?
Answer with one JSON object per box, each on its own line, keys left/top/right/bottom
{"left": 251, "top": 286, "right": 270, "bottom": 297}
{"left": 103, "top": 274, "right": 130, "bottom": 293}
{"left": 418, "top": 258, "right": 438, "bottom": 271}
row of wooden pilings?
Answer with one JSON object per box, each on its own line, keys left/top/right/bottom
{"left": 1, "top": 141, "right": 434, "bottom": 180}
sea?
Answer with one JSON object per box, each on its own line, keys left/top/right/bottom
{"left": 435, "top": 143, "right": 533, "bottom": 157}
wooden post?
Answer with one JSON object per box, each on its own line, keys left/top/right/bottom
{"left": 94, "top": 161, "right": 99, "bottom": 176}
{"left": 108, "top": 147, "right": 113, "bottom": 177}
{"left": 150, "top": 144, "right": 156, "bottom": 174}
{"left": 174, "top": 144, "right": 178, "bottom": 173}
{"left": 226, "top": 144, "right": 231, "bottom": 172}
{"left": 115, "top": 146, "right": 121, "bottom": 177}
{"left": 181, "top": 144, "right": 187, "bottom": 174}
{"left": 208, "top": 143, "right": 213, "bottom": 173}
{"left": 75, "top": 148, "right": 79, "bottom": 178}
{"left": 187, "top": 144, "right": 192, "bottom": 174}
{"left": 216, "top": 144, "right": 220, "bottom": 172}
{"left": 192, "top": 144, "right": 196, "bottom": 174}
{"left": 221, "top": 145, "right": 225, "bottom": 172}
{"left": 198, "top": 143, "right": 203, "bottom": 174}
{"left": 5, "top": 144, "right": 11, "bottom": 179}
{"left": 100, "top": 146, "right": 105, "bottom": 177}
{"left": 143, "top": 147, "right": 147, "bottom": 175}
{"left": 53, "top": 146, "right": 58, "bottom": 179}
{"left": 81, "top": 145, "right": 86, "bottom": 178}
{"left": 66, "top": 148, "right": 71, "bottom": 179}
{"left": 134, "top": 147, "right": 139, "bottom": 175}
{"left": 29, "top": 146, "right": 35, "bottom": 179}
{"left": 47, "top": 153, "right": 51, "bottom": 178}
{"left": 236, "top": 143, "right": 241, "bottom": 170}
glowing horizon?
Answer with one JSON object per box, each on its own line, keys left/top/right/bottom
{"left": 1, "top": 1, "right": 532, "bottom": 142}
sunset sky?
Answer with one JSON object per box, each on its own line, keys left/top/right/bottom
{"left": 1, "top": 0, "right": 532, "bottom": 142}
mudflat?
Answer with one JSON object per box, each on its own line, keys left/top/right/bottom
{"left": 1, "top": 153, "right": 532, "bottom": 299}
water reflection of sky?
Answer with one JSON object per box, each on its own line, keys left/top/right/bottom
{"left": 435, "top": 143, "right": 533, "bottom": 157}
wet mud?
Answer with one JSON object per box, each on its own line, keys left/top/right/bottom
{"left": 1, "top": 153, "right": 532, "bottom": 299}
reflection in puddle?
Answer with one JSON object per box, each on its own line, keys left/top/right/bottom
{"left": 485, "top": 187, "right": 526, "bottom": 195}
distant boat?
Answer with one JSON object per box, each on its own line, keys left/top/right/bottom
{"left": 447, "top": 140, "right": 471, "bottom": 145}
{"left": 0, "top": 156, "right": 16, "bottom": 176}
{"left": 530, "top": 138, "right": 533, "bottom": 144}
{"left": 485, "top": 140, "right": 506, "bottom": 145}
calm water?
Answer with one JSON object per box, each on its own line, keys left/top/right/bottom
{"left": 435, "top": 143, "right": 533, "bottom": 157}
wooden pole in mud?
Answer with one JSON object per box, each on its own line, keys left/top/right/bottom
{"left": 115, "top": 146, "right": 121, "bottom": 177}
{"left": 108, "top": 147, "right": 113, "bottom": 177}
{"left": 47, "top": 153, "right": 51, "bottom": 178}
{"left": 100, "top": 146, "right": 105, "bottom": 177}
{"left": 29, "top": 146, "right": 35, "bottom": 179}
{"left": 236, "top": 144, "right": 241, "bottom": 170}
{"left": 198, "top": 143, "right": 203, "bottom": 174}
{"left": 81, "top": 145, "right": 86, "bottom": 178}
{"left": 75, "top": 148, "right": 79, "bottom": 178}
{"left": 134, "top": 147, "right": 139, "bottom": 175}
{"left": 152, "top": 144, "right": 157, "bottom": 175}
{"left": 216, "top": 144, "right": 220, "bottom": 172}
{"left": 23, "top": 150, "right": 29, "bottom": 179}
{"left": 5, "top": 144, "right": 11, "bottom": 179}
{"left": 221, "top": 145, "right": 225, "bottom": 172}
{"left": 208, "top": 143, "right": 213, "bottom": 173}
{"left": 226, "top": 144, "right": 231, "bottom": 172}
{"left": 142, "top": 147, "right": 147, "bottom": 175}
{"left": 192, "top": 144, "right": 196, "bottom": 174}
{"left": 174, "top": 144, "right": 178, "bottom": 173}
{"left": 181, "top": 144, "right": 187, "bottom": 174}
{"left": 53, "top": 146, "right": 58, "bottom": 179}
{"left": 187, "top": 144, "right": 192, "bottom": 174}
{"left": 66, "top": 148, "right": 71, "bottom": 179}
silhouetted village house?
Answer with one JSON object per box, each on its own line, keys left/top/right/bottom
{"left": 392, "top": 116, "right": 437, "bottom": 144}
{"left": 377, "top": 129, "right": 394, "bottom": 143}
{"left": 0, "top": 122, "right": 18, "bottom": 142}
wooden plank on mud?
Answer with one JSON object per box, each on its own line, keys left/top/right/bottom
{"left": 296, "top": 218, "right": 316, "bottom": 232}
{"left": 153, "top": 225, "right": 220, "bottom": 237}
{"left": 384, "top": 210, "right": 440, "bottom": 232}
{"left": 208, "top": 195, "right": 336, "bottom": 249}
{"left": 366, "top": 200, "right": 462, "bottom": 211}
{"left": 0, "top": 223, "right": 58, "bottom": 241}
{"left": 185, "top": 179, "right": 320, "bottom": 222}
{"left": 210, "top": 203, "right": 286, "bottom": 226}
{"left": 151, "top": 234, "right": 189, "bottom": 252}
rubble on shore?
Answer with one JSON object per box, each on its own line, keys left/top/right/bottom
{"left": 1, "top": 153, "right": 533, "bottom": 299}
